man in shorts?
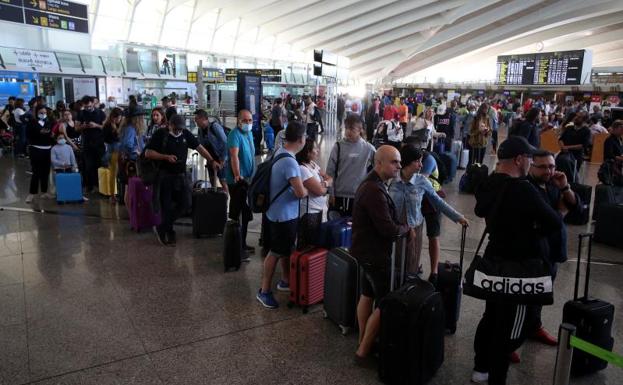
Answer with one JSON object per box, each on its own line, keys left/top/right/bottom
{"left": 352, "top": 145, "right": 410, "bottom": 366}
{"left": 256, "top": 121, "right": 308, "bottom": 309}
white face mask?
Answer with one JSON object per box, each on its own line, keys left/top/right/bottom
{"left": 38, "top": 113, "right": 47, "bottom": 120}
{"left": 242, "top": 123, "right": 253, "bottom": 132}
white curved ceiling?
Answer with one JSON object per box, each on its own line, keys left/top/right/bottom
{"left": 88, "top": 0, "right": 623, "bottom": 82}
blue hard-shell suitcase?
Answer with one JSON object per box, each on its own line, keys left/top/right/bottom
{"left": 55, "top": 173, "right": 83, "bottom": 203}
{"left": 317, "top": 217, "right": 352, "bottom": 249}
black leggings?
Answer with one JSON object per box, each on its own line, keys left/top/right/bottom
{"left": 470, "top": 147, "right": 486, "bottom": 165}
{"left": 29, "top": 147, "right": 51, "bottom": 195}
{"left": 83, "top": 148, "right": 103, "bottom": 192}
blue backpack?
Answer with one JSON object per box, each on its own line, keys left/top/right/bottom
{"left": 248, "top": 152, "right": 293, "bottom": 213}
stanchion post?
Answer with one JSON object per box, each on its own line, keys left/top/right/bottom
{"left": 553, "top": 323, "right": 576, "bottom": 385}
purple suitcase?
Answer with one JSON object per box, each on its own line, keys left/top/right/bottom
{"left": 128, "top": 177, "right": 161, "bottom": 231}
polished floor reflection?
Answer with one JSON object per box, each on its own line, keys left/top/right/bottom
{"left": 0, "top": 135, "right": 621, "bottom": 385}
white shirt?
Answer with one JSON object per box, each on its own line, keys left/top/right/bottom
{"left": 299, "top": 161, "right": 327, "bottom": 215}
{"left": 13, "top": 108, "right": 25, "bottom": 124}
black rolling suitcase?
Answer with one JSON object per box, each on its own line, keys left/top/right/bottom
{"left": 379, "top": 239, "right": 445, "bottom": 385}
{"left": 192, "top": 167, "right": 227, "bottom": 238}
{"left": 594, "top": 203, "right": 623, "bottom": 249}
{"left": 592, "top": 184, "right": 616, "bottom": 221}
{"left": 223, "top": 220, "right": 242, "bottom": 272}
{"left": 323, "top": 248, "right": 359, "bottom": 335}
{"left": 436, "top": 224, "right": 467, "bottom": 334}
{"left": 564, "top": 183, "right": 591, "bottom": 225}
{"left": 562, "top": 233, "right": 615, "bottom": 376}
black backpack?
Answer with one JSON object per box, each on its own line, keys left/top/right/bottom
{"left": 248, "top": 152, "right": 293, "bottom": 213}
{"left": 425, "top": 151, "right": 448, "bottom": 185}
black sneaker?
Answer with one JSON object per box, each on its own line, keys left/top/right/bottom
{"left": 153, "top": 226, "right": 168, "bottom": 246}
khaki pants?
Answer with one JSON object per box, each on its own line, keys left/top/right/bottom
{"left": 394, "top": 224, "right": 423, "bottom": 275}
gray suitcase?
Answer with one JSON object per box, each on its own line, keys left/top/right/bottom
{"left": 323, "top": 248, "right": 359, "bottom": 335}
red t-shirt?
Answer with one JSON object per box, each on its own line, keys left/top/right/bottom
{"left": 383, "top": 105, "right": 398, "bottom": 121}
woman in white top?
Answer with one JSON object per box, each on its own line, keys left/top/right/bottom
{"left": 411, "top": 107, "right": 445, "bottom": 150}
{"left": 295, "top": 138, "right": 333, "bottom": 249}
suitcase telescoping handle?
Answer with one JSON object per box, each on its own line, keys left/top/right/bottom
{"left": 574, "top": 233, "right": 593, "bottom": 301}
{"left": 389, "top": 233, "right": 408, "bottom": 292}
{"left": 204, "top": 162, "right": 219, "bottom": 191}
{"left": 459, "top": 223, "right": 468, "bottom": 275}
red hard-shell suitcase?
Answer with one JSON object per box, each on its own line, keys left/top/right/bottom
{"left": 288, "top": 247, "right": 328, "bottom": 313}
{"left": 128, "top": 177, "right": 161, "bottom": 231}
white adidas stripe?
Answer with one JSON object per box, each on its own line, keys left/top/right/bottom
{"left": 511, "top": 305, "right": 526, "bottom": 340}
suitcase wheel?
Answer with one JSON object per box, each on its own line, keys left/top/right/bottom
{"left": 339, "top": 325, "right": 351, "bottom": 336}
{"left": 447, "top": 326, "right": 457, "bottom": 335}
{"left": 287, "top": 301, "right": 294, "bottom": 309}
{"left": 302, "top": 307, "right": 308, "bottom": 314}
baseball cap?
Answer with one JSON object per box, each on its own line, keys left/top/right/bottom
{"left": 497, "top": 136, "right": 537, "bottom": 160}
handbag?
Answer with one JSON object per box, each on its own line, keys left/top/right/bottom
{"left": 138, "top": 128, "right": 168, "bottom": 185}
{"left": 462, "top": 180, "right": 554, "bottom": 305}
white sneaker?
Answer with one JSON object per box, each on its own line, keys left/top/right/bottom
{"left": 471, "top": 371, "right": 489, "bottom": 384}
{"left": 25, "top": 194, "right": 34, "bottom": 203}
{"left": 82, "top": 196, "right": 89, "bottom": 202}
{"left": 41, "top": 192, "right": 55, "bottom": 199}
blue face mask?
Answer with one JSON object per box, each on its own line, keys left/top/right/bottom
{"left": 57, "top": 138, "right": 66, "bottom": 145}
{"left": 242, "top": 123, "right": 253, "bottom": 132}
{"left": 283, "top": 122, "right": 288, "bottom": 129}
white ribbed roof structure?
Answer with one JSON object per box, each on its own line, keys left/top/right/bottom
{"left": 88, "top": 0, "right": 623, "bottom": 82}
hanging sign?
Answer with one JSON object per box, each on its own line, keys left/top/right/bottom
{"left": 13, "top": 48, "right": 59, "bottom": 70}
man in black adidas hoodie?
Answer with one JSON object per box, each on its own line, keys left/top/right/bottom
{"left": 471, "top": 136, "right": 563, "bottom": 385}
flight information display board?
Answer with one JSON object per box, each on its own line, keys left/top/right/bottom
{"left": 0, "top": 0, "right": 89, "bottom": 34}
{"left": 496, "top": 50, "right": 588, "bottom": 85}
{"left": 225, "top": 69, "right": 281, "bottom": 82}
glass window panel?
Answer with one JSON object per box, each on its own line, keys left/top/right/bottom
{"left": 138, "top": 50, "right": 159, "bottom": 74}
{"left": 177, "top": 55, "right": 187, "bottom": 77}
{"left": 126, "top": 51, "right": 141, "bottom": 73}
{"left": 102, "top": 57, "right": 124, "bottom": 73}
{"left": 80, "top": 55, "right": 104, "bottom": 72}
{"left": 56, "top": 52, "right": 82, "bottom": 69}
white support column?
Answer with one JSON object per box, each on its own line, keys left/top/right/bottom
{"left": 208, "top": 8, "right": 222, "bottom": 52}
{"left": 185, "top": 0, "right": 199, "bottom": 50}
{"left": 157, "top": 0, "right": 171, "bottom": 46}
{"left": 125, "top": 0, "right": 142, "bottom": 42}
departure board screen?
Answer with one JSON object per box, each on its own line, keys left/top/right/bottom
{"left": 496, "top": 50, "right": 587, "bottom": 85}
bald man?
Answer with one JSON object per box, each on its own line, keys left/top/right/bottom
{"left": 351, "top": 145, "right": 410, "bottom": 366}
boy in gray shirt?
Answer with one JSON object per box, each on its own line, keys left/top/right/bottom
{"left": 326, "top": 114, "right": 376, "bottom": 216}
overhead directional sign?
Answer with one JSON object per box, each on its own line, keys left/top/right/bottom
{"left": 24, "top": 0, "right": 88, "bottom": 19}
{"left": 0, "top": 3, "right": 25, "bottom": 23}
{"left": 25, "top": 8, "right": 88, "bottom": 33}
{"left": 0, "top": 0, "right": 89, "bottom": 34}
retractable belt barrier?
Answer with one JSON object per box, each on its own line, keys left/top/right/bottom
{"left": 553, "top": 323, "right": 622, "bottom": 385}
{"left": 569, "top": 335, "right": 623, "bottom": 369}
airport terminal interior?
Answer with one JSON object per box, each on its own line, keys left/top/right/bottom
{"left": 1, "top": 0, "right": 623, "bottom": 384}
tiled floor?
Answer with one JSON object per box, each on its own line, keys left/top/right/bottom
{"left": 0, "top": 132, "right": 622, "bottom": 385}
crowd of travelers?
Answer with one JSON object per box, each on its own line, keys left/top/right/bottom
{"left": 1, "top": 89, "right": 622, "bottom": 385}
